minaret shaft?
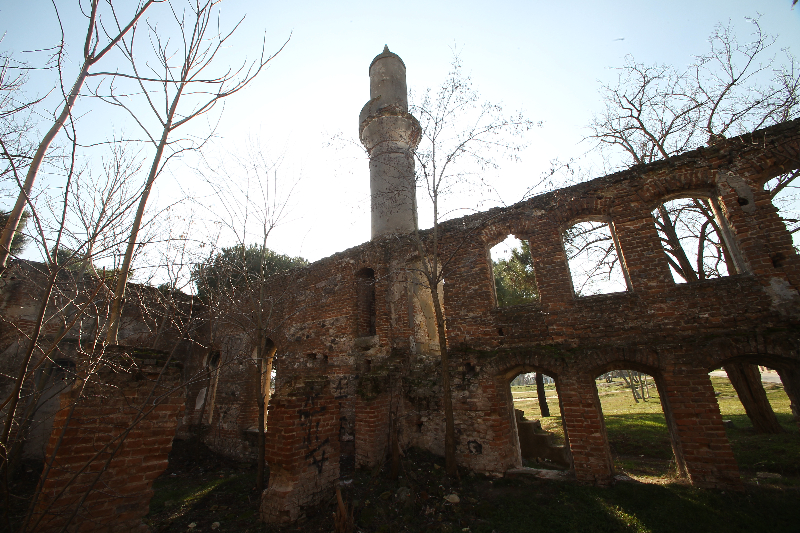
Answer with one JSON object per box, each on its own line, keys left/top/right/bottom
{"left": 359, "top": 46, "right": 420, "bottom": 240}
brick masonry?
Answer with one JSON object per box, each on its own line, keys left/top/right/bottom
{"left": 2, "top": 119, "right": 799, "bottom": 528}
{"left": 261, "top": 377, "right": 341, "bottom": 523}
{"left": 29, "top": 348, "right": 184, "bottom": 533}
{"left": 250, "top": 119, "right": 799, "bottom": 520}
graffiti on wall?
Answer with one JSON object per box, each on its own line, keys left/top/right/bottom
{"left": 299, "top": 393, "right": 330, "bottom": 474}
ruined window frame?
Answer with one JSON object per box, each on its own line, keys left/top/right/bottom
{"left": 487, "top": 233, "right": 541, "bottom": 308}
{"left": 649, "top": 192, "right": 747, "bottom": 284}
{"left": 561, "top": 216, "right": 632, "bottom": 298}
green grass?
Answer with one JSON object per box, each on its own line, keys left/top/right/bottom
{"left": 511, "top": 383, "right": 565, "bottom": 444}
{"left": 512, "top": 374, "right": 800, "bottom": 481}
{"left": 464, "top": 476, "right": 800, "bottom": 533}
{"left": 147, "top": 470, "right": 261, "bottom": 532}
{"left": 711, "top": 376, "right": 799, "bottom": 477}
{"left": 345, "top": 449, "right": 800, "bottom": 533}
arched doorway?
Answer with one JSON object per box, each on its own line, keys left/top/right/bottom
{"left": 504, "top": 367, "right": 570, "bottom": 470}
{"left": 709, "top": 355, "right": 800, "bottom": 482}
{"left": 592, "top": 364, "right": 677, "bottom": 481}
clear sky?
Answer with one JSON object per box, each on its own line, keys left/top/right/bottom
{"left": 1, "top": 0, "right": 798, "bottom": 280}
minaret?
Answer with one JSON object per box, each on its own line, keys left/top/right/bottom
{"left": 359, "top": 46, "right": 421, "bottom": 240}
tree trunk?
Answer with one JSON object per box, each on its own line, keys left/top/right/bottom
{"left": 776, "top": 366, "right": 800, "bottom": 430}
{"left": 390, "top": 415, "right": 401, "bottom": 480}
{"left": 257, "top": 352, "right": 274, "bottom": 492}
{"left": 625, "top": 370, "right": 640, "bottom": 403}
{"left": 429, "top": 282, "right": 456, "bottom": 477}
{"left": 0, "top": 66, "right": 89, "bottom": 268}
{"left": 724, "top": 363, "right": 784, "bottom": 434}
{"left": 638, "top": 372, "right": 647, "bottom": 401}
{"left": 536, "top": 373, "right": 550, "bottom": 417}
{"left": 657, "top": 205, "right": 698, "bottom": 282}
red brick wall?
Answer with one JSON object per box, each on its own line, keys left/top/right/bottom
{"left": 660, "top": 364, "right": 742, "bottom": 489}
{"left": 7, "top": 120, "right": 789, "bottom": 528}
{"left": 354, "top": 392, "right": 390, "bottom": 469}
{"left": 261, "top": 378, "right": 340, "bottom": 523}
{"left": 246, "top": 119, "right": 800, "bottom": 526}
{"left": 30, "top": 350, "right": 185, "bottom": 533}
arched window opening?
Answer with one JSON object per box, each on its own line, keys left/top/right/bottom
{"left": 563, "top": 221, "right": 629, "bottom": 296}
{"left": 763, "top": 172, "right": 800, "bottom": 254}
{"left": 356, "top": 267, "right": 376, "bottom": 337}
{"left": 256, "top": 339, "right": 277, "bottom": 432}
{"left": 708, "top": 362, "right": 798, "bottom": 481}
{"left": 205, "top": 350, "right": 221, "bottom": 424}
{"left": 490, "top": 236, "right": 539, "bottom": 307}
{"left": 652, "top": 197, "right": 736, "bottom": 283}
{"left": 595, "top": 369, "right": 675, "bottom": 481}
{"left": 509, "top": 371, "right": 568, "bottom": 470}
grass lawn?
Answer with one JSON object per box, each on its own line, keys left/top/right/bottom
{"left": 511, "top": 373, "right": 800, "bottom": 481}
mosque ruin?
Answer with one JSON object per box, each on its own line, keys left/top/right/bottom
{"left": 1, "top": 46, "right": 799, "bottom": 531}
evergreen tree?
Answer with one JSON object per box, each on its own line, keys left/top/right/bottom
{"left": 0, "top": 209, "right": 29, "bottom": 256}
{"left": 193, "top": 244, "right": 307, "bottom": 300}
{"left": 493, "top": 241, "right": 539, "bottom": 306}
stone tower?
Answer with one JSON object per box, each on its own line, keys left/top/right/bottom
{"left": 359, "top": 46, "right": 421, "bottom": 240}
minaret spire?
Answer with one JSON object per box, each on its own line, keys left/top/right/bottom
{"left": 359, "top": 46, "right": 420, "bottom": 239}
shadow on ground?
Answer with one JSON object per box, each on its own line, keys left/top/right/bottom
{"left": 147, "top": 443, "right": 800, "bottom": 533}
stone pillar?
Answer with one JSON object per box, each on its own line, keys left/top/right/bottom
{"left": 359, "top": 46, "right": 421, "bottom": 240}
{"left": 261, "top": 378, "right": 340, "bottom": 524}
{"left": 527, "top": 224, "right": 575, "bottom": 311}
{"left": 31, "top": 351, "right": 185, "bottom": 533}
{"left": 660, "top": 364, "right": 742, "bottom": 489}
{"left": 557, "top": 372, "right": 614, "bottom": 485}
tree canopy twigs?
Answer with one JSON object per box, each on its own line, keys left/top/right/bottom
{"left": 0, "top": 0, "right": 163, "bottom": 268}
{"left": 102, "top": 0, "right": 288, "bottom": 343}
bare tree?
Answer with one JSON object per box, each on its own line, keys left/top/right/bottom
{"left": 0, "top": 147, "right": 216, "bottom": 531}
{"left": 0, "top": 0, "right": 163, "bottom": 268}
{"left": 590, "top": 18, "right": 799, "bottom": 166}
{"left": 588, "top": 18, "right": 799, "bottom": 235}
{"left": 99, "top": 0, "right": 289, "bottom": 343}
{"left": 587, "top": 17, "right": 798, "bottom": 433}
{"left": 407, "top": 56, "right": 537, "bottom": 475}
{"left": 0, "top": 139, "right": 143, "bottom": 530}
{"left": 652, "top": 197, "right": 736, "bottom": 282}
{"left": 562, "top": 220, "right": 629, "bottom": 296}
{"left": 192, "top": 143, "right": 304, "bottom": 491}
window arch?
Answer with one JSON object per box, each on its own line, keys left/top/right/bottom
{"left": 356, "top": 267, "right": 376, "bottom": 337}
{"left": 563, "top": 219, "right": 630, "bottom": 296}
{"left": 489, "top": 235, "right": 539, "bottom": 307}
{"left": 652, "top": 196, "right": 739, "bottom": 283}
{"left": 763, "top": 171, "right": 799, "bottom": 253}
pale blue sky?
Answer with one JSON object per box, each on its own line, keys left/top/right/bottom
{"left": 1, "top": 1, "right": 798, "bottom": 277}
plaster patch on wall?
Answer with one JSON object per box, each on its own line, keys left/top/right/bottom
{"left": 195, "top": 387, "right": 207, "bottom": 410}
{"left": 716, "top": 171, "right": 755, "bottom": 213}
{"left": 765, "top": 277, "right": 800, "bottom": 311}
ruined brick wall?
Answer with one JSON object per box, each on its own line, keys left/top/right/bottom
{"left": 251, "top": 119, "right": 800, "bottom": 523}
{"left": 261, "top": 377, "right": 340, "bottom": 523}
{"left": 29, "top": 349, "right": 184, "bottom": 533}
{"left": 427, "top": 119, "right": 800, "bottom": 486}
{"left": 6, "top": 120, "right": 797, "bottom": 528}
{"left": 0, "top": 263, "right": 208, "bottom": 461}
